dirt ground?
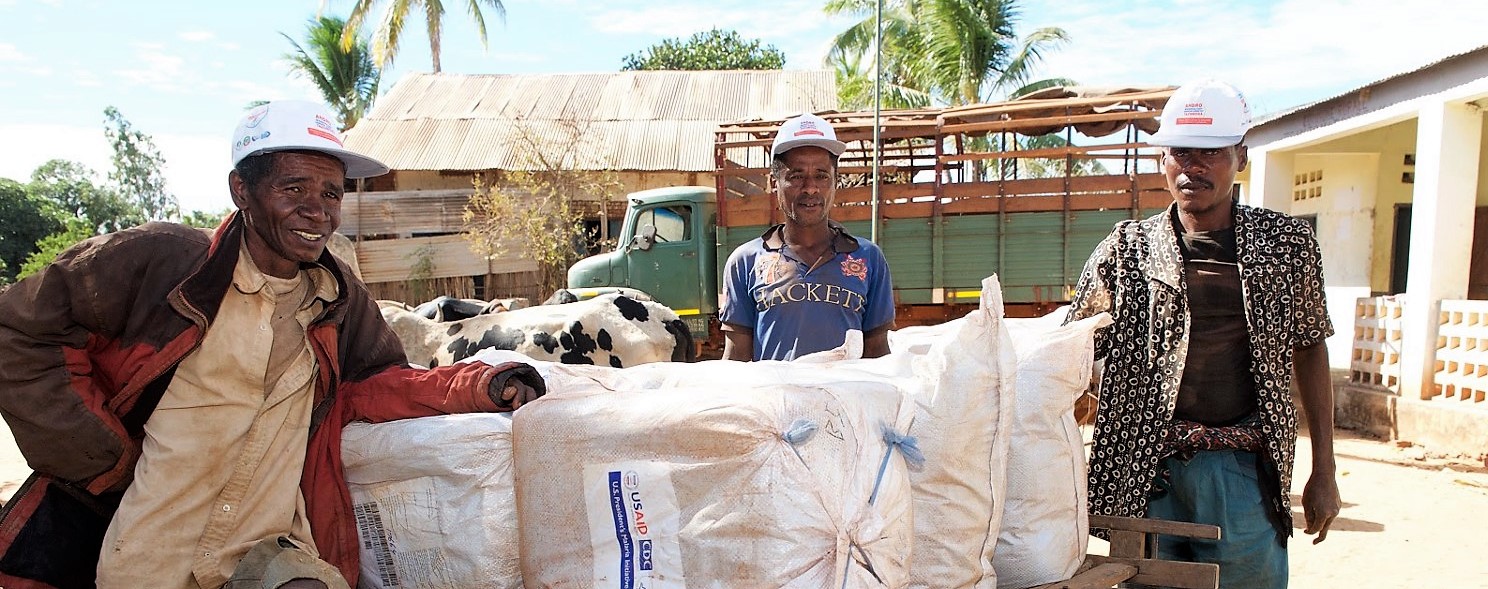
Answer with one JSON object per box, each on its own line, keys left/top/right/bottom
{"left": 1084, "top": 428, "right": 1488, "bottom": 588}
{"left": 1, "top": 426, "right": 1484, "bottom": 587}
{"left": 1282, "top": 429, "right": 1488, "bottom": 588}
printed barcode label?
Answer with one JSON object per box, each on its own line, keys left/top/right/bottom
{"left": 354, "top": 501, "right": 401, "bottom": 588}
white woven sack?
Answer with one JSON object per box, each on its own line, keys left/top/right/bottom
{"left": 992, "top": 311, "right": 1112, "bottom": 588}
{"left": 882, "top": 276, "right": 1018, "bottom": 589}
{"left": 612, "top": 275, "right": 1016, "bottom": 589}
{"left": 511, "top": 378, "right": 916, "bottom": 589}
{"left": 341, "top": 413, "right": 520, "bottom": 589}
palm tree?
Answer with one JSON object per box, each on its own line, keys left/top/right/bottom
{"left": 284, "top": 16, "right": 381, "bottom": 130}
{"left": 825, "top": 0, "right": 1068, "bottom": 107}
{"left": 335, "top": 0, "right": 506, "bottom": 73}
{"left": 827, "top": 0, "right": 1090, "bottom": 179}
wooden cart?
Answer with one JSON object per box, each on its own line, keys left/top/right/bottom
{"left": 1032, "top": 515, "right": 1222, "bottom": 589}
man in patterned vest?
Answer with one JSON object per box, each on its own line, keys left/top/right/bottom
{"left": 1066, "top": 80, "right": 1340, "bottom": 588}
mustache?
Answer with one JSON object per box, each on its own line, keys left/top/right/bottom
{"left": 1178, "top": 176, "right": 1213, "bottom": 190}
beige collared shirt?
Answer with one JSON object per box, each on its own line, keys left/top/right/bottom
{"left": 97, "top": 240, "right": 338, "bottom": 589}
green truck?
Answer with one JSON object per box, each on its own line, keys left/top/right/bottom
{"left": 568, "top": 87, "right": 1178, "bottom": 353}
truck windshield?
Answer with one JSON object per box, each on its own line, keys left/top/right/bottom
{"left": 637, "top": 205, "right": 692, "bottom": 242}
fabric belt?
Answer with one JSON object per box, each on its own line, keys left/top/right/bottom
{"left": 1163, "top": 417, "right": 1265, "bottom": 461}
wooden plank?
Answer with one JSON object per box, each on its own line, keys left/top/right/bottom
{"left": 341, "top": 189, "right": 475, "bottom": 236}
{"left": 1028, "top": 562, "right": 1140, "bottom": 589}
{"left": 353, "top": 234, "right": 538, "bottom": 283}
{"left": 943, "top": 89, "right": 1174, "bottom": 118}
{"left": 719, "top": 174, "right": 1169, "bottom": 226}
{"left": 1108, "top": 529, "right": 1149, "bottom": 559}
{"left": 941, "top": 142, "right": 1151, "bottom": 163}
{"left": 1083, "top": 555, "right": 1219, "bottom": 589}
{"left": 940, "top": 109, "right": 1160, "bottom": 135}
{"left": 1090, "top": 514, "right": 1222, "bottom": 540}
{"left": 941, "top": 174, "right": 1167, "bottom": 199}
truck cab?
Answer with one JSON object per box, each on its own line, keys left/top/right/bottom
{"left": 567, "top": 186, "right": 720, "bottom": 341}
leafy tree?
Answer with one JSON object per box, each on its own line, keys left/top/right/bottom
{"left": 104, "top": 106, "right": 179, "bottom": 221}
{"left": 338, "top": 0, "right": 505, "bottom": 73}
{"left": 825, "top": 0, "right": 1068, "bottom": 107}
{"left": 181, "top": 209, "right": 230, "bottom": 229}
{"left": 284, "top": 15, "right": 381, "bottom": 130}
{"left": 17, "top": 218, "right": 96, "bottom": 281}
{"left": 29, "top": 159, "right": 141, "bottom": 234}
{"left": 827, "top": 0, "right": 1093, "bottom": 179}
{"left": 829, "top": 50, "right": 930, "bottom": 110}
{"left": 0, "top": 178, "right": 61, "bottom": 285}
{"left": 462, "top": 119, "right": 625, "bottom": 296}
{"left": 622, "top": 28, "right": 786, "bottom": 71}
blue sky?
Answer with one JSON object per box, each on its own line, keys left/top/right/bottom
{"left": 3, "top": 0, "right": 1486, "bottom": 215}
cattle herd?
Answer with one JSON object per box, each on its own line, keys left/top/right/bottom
{"left": 377, "top": 290, "right": 695, "bottom": 369}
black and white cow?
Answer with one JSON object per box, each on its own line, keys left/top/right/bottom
{"left": 381, "top": 293, "right": 695, "bottom": 368}
{"left": 540, "top": 287, "right": 654, "bottom": 306}
{"left": 411, "top": 295, "right": 531, "bottom": 321}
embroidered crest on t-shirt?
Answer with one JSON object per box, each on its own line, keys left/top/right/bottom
{"left": 840, "top": 255, "right": 868, "bottom": 281}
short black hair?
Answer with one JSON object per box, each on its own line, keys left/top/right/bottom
{"left": 234, "top": 152, "right": 278, "bottom": 191}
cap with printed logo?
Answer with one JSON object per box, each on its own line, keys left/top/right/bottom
{"left": 771, "top": 113, "right": 847, "bottom": 157}
{"left": 230, "top": 100, "right": 389, "bottom": 179}
{"left": 1148, "top": 80, "right": 1252, "bottom": 149}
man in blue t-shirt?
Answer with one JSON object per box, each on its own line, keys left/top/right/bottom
{"left": 719, "top": 113, "right": 895, "bottom": 361}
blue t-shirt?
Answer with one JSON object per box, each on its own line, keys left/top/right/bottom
{"left": 720, "top": 224, "right": 895, "bottom": 361}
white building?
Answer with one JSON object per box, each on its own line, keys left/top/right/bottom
{"left": 1237, "top": 46, "right": 1488, "bottom": 456}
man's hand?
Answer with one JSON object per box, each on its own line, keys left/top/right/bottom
{"left": 1301, "top": 471, "right": 1341, "bottom": 543}
{"left": 487, "top": 363, "right": 546, "bottom": 411}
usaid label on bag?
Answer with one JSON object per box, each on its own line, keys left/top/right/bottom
{"left": 583, "top": 461, "right": 685, "bottom": 588}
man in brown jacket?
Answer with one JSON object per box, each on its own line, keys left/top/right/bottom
{"left": 0, "top": 100, "right": 545, "bottom": 589}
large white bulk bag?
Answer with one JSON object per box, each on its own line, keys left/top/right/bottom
{"left": 510, "top": 379, "right": 916, "bottom": 589}
{"left": 595, "top": 275, "right": 1015, "bottom": 589}
{"left": 991, "top": 311, "right": 1111, "bottom": 588}
{"left": 880, "top": 276, "right": 1018, "bottom": 589}
{"left": 341, "top": 413, "right": 521, "bottom": 589}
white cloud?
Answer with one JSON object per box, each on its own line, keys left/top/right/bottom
{"left": 115, "top": 43, "right": 188, "bottom": 92}
{"left": 0, "top": 123, "right": 232, "bottom": 215}
{"left": 73, "top": 69, "right": 102, "bottom": 87}
{"left": 217, "top": 42, "right": 240, "bottom": 51}
{"left": 0, "top": 123, "right": 112, "bottom": 184}
{"left": 155, "top": 132, "right": 233, "bottom": 214}
{"left": 1024, "top": 0, "right": 1488, "bottom": 115}
{"left": 585, "top": 0, "right": 851, "bottom": 68}
{"left": 0, "top": 43, "right": 25, "bottom": 62}
{"left": 179, "top": 30, "right": 215, "bottom": 42}
{"left": 586, "top": 0, "right": 847, "bottom": 41}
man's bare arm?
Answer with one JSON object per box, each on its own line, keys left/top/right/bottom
{"left": 863, "top": 324, "right": 892, "bottom": 358}
{"left": 1294, "top": 341, "right": 1340, "bottom": 543}
{"left": 721, "top": 326, "right": 754, "bottom": 362}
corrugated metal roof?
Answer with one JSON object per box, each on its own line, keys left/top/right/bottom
{"left": 345, "top": 70, "right": 837, "bottom": 172}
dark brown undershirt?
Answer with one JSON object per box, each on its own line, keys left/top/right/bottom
{"left": 1175, "top": 224, "right": 1256, "bottom": 426}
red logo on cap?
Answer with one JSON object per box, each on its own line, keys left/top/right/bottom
{"left": 307, "top": 127, "right": 343, "bottom": 146}
{"left": 1175, "top": 117, "right": 1214, "bottom": 125}
{"left": 794, "top": 119, "right": 826, "bottom": 137}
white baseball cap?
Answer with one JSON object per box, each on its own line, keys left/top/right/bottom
{"left": 771, "top": 113, "right": 847, "bottom": 157}
{"left": 1148, "top": 80, "right": 1252, "bottom": 149}
{"left": 230, "top": 100, "right": 389, "bottom": 179}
